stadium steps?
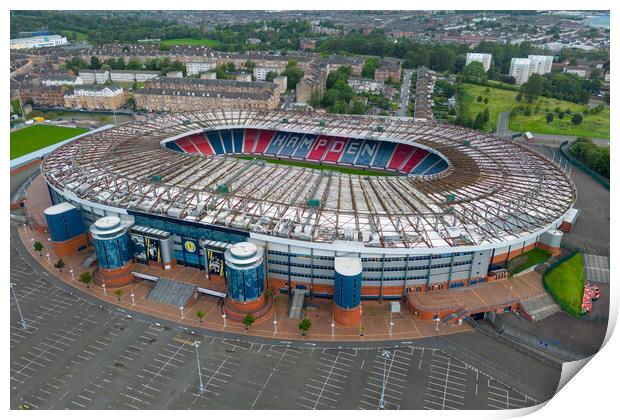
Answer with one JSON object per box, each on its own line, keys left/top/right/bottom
{"left": 289, "top": 288, "right": 309, "bottom": 319}
{"left": 520, "top": 294, "right": 561, "bottom": 322}
{"left": 147, "top": 278, "right": 196, "bottom": 307}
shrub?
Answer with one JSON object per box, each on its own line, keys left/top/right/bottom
{"left": 546, "top": 112, "right": 554, "bottom": 123}
{"left": 572, "top": 113, "right": 583, "bottom": 125}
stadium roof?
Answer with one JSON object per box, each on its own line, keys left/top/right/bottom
{"left": 42, "top": 110, "right": 576, "bottom": 250}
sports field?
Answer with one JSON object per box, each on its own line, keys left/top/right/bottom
{"left": 544, "top": 252, "right": 585, "bottom": 317}
{"left": 236, "top": 156, "right": 394, "bottom": 176}
{"left": 160, "top": 38, "right": 220, "bottom": 48}
{"left": 10, "top": 124, "right": 88, "bottom": 160}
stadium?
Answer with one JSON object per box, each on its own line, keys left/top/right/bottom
{"left": 39, "top": 110, "right": 576, "bottom": 326}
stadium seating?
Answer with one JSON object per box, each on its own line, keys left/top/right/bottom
{"left": 167, "top": 129, "right": 449, "bottom": 175}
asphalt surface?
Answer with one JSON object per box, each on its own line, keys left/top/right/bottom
{"left": 398, "top": 69, "right": 413, "bottom": 117}
{"left": 10, "top": 225, "right": 562, "bottom": 410}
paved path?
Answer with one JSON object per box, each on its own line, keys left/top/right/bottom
{"left": 583, "top": 254, "right": 610, "bottom": 284}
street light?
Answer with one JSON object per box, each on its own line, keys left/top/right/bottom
{"left": 130, "top": 289, "right": 135, "bottom": 306}
{"left": 102, "top": 283, "right": 107, "bottom": 296}
{"left": 331, "top": 323, "right": 335, "bottom": 339}
{"left": 194, "top": 341, "right": 205, "bottom": 394}
{"left": 179, "top": 306, "right": 185, "bottom": 319}
{"left": 10, "top": 283, "right": 27, "bottom": 329}
{"left": 69, "top": 268, "right": 74, "bottom": 280}
{"left": 273, "top": 320, "right": 277, "bottom": 336}
{"left": 222, "top": 314, "right": 227, "bottom": 328}
{"left": 434, "top": 317, "right": 440, "bottom": 332}
{"left": 389, "top": 321, "right": 394, "bottom": 338}
{"left": 379, "top": 350, "right": 391, "bottom": 409}
{"left": 507, "top": 285, "right": 513, "bottom": 302}
{"left": 45, "top": 253, "right": 51, "bottom": 264}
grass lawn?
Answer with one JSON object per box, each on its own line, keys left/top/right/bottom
{"left": 509, "top": 103, "right": 609, "bottom": 139}
{"left": 236, "top": 156, "right": 394, "bottom": 176}
{"left": 458, "top": 83, "right": 610, "bottom": 138}
{"left": 10, "top": 124, "right": 88, "bottom": 160}
{"left": 544, "top": 252, "right": 585, "bottom": 316}
{"left": 508, "top": 248, "right": 552, "bottom": 275}
{"left": 160, "top": 38, "right": 220, "bottom": 48}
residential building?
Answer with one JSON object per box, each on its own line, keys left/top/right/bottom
{"left": 347, "top": 77, "right": 385, "bottom": 93}
{"left": 10, "top": 34, "right": 68, "bottom": 50}
{"left": 273, "top": 76, "right": 287, "bottom": 95}
{"left": 110, "top": 70, "right": 160, "bottom": 83}
{"left": 565, "top": 65, "right": 591, "bottom": 78}
{"left": 200, "top": 72, "right": 217, "bottom": 80}
{"left": 79, "top": 69, "right": 110, "bottom": 84}
{"left": 510, "top": 58, "right": 533, "bottom": 85}
{"left": 296, "top": 62, "right": 328, "bottom": 105}
{"left": 166, "top": 71, "right": 184, "bottom": 78}
{"left": 21, "top": 85, "right": 67, "bottom": 107}
{"left": 300, "top": 38, "right": 317, "bottom": 50}
{"left": 328, "top": 55, "right": 365, "bottom": 76}
{"left": 465, "top": 53, "right": 492, "bottom": 72}
{"left": 63, "top": 84, "right": 125, "bottom": 110}
{"left": 133, "top": 89, "right": 279, "bottom": 113}
{"left": 41, "top": 75, "right": 83, "bottom": 87}
{"left": 253, "top": 65, "right": 284, "bottom": 81}
{"left": 187, "top": 62, "right": 214, "bottom": 76}
{"left": 527, "top": 55, "right": 554, "bottom": 75}
{"left": 374, "top": 60, "right": 402, "bottom": 82}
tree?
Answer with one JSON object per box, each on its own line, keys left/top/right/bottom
{"left": 265, "top": 71, "right": 278, "bottom": 82}
{"left": 442, "top": 83, "right": 456, "bottom": 98}
{"left": 244, "top": 60, "right": 256, "bottom": 72}
{"left": 79, "top": 272, "right": 92, "bottom": 288}
{"left": 54, "top": 258, "right": 65, "bottom": 272}
{"left": 89, "top": 56, "right": 102, "bottom": 70}
{"left": 515, "top": 92, "right": 523, "bottom": 102}
{"left": 546, "top": 112, "right": 555, "bottom": 123}
{"left": 473, "top": 112, "right": 485, "bottom": 130}
{"left": 521, "top": 73, "right": 545, "bottom": 102}
{"left": 114, "top": 288, "right": 122, "bottom": 302}
{"left": 483, "top": 97, "right": 489, "bottom": 104}
{"left": 33, "top": 241, "right": 43, "bottom": 256}
{"left": 476, "top": 96, "right": 483, "bottom": 102}
{"left": 282, "top": 61, "right": 304, "bottom": 89}
{"left": 361, "top": 57, "right": 380, "bottom": 78}
{"left": 482, "top": 108, "right": 490, "bottom": 123}
{"left": 243, "top": 313, "right": 255, "bottom": 330}
{"left": 558, "top": 112, "right": 565, "bottom": 119}
{"left": 196, "top": 310, "right": 205, "bottom": 323}
{"left": 225, "top": 62, "right": 236, "bottom": 72}
{"left": 571, "top": 113, "right": 583, "bottom": 125}
{"left": 298, "top": 318, "right": 312, "bottom": 336}
{"left": 461, "top": 61, "right": 487, "bottom": 84}
{"left": 126, "top": 58, "right": 143, "bottom": 70}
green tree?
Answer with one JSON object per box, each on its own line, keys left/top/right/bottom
{"left": 546, "top": 112, "right": 555, "bottom": 123}
{"left": 225, "top": 62, "right": 236, "bottom": 72}
{"left": 196, "top": 309, "right": 205, "bottom": 323}
{"left": 265, "top": 71, "right": 278, "bottom": 82}
{"left": 282, "top": 61, "right": 304, "bottom": 89}
{"left": 476, "top": 95, "right": 483, "bottom": 102}
{"left": 243, "top": 313, "right": 255, "bottom": 330}
{"left": 126, "top": 58, "right": 143, "bottom": 70}
{"left": 244, "top": 60, "right": 256, "bottom": 72}
{"left": 89, "top": 56, "right": 102, "bottom": 70}
{"left": 33, "top": 241, "right": 43, "bottom": 256}
{"left": 298, "top": 318, "right": 312, "bottom": 336}
{"left": 54, "top": 258, "right": 65, "bottom": 272}
{"left": 114, "top": 288, "right": 122, "bottom": 302}
{"left": 520, "top": 73, "right": 545, "bottom": 102}
{"left": 571, "top": 113, "right": 583, "bottom": 125}
{"left": 79, "top": 271, "right": 92, "bottom": 288}
{"left": 461, "top": 61, "right": 487, "bottom": 84}
{"left": 361, "top": 57, "right": 380, "bottom": 78}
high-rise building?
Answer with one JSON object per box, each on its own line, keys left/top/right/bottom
{"left": 465, "top": 53, "right": 492, "bottom": 72}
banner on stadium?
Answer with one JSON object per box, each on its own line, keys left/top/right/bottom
{"left": 183, "top": 238, "right": 198, "bottom": 254}
{"left": 145, "top": 237, "right": 161, "bottom": 263}
{"left": 130, "top": 233, "right": 147, "bottom": 264}
{"left": 207, "top": 249, "right": 225, "bottom": 276}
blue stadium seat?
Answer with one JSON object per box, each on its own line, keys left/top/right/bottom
{"left": 292, "top": 134, "right": 316, "bottom": 158}
{"left": 339, "top": 139, "right": 363, "bottom": 164}
{"left": 425, "top": 159, "right": 448, "bottom": 175}
{"left": 166, "top": 142, "right": 184, "bottom": 153}
{"left": 264, "top": 131, "right": 288, "bottom": 155}
{"left": 205, "top": 131, "right": 224, "bottom": 155}
{"left": 411, "top": 154, "right": 441, "bottom": 174}
{"left": 355, "top": 140, "right": 378, "bottom": 166}
{"left": 371, "top": 142, "right": 396, "bottom": 168}
{"left": 220, "top": 130, "right": 234, "bottom": 154}
{"left": 278, "top": 132, "right": 303, "bottom": 157}
{"left": 231, "top": 129, "right": 244, "bottom": 154}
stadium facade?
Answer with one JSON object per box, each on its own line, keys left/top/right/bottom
{"left": 40, "top": 110, "right": 576, "bottom": 325}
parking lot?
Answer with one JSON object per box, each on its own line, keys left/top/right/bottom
{"left": 11, "top": 233, "right": 543, "bottom": 410}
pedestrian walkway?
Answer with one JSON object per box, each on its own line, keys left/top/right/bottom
{"left": 584, "top": 254, "right": 610, "bottom": 284}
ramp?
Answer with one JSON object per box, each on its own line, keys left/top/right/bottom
{"left": 289, "top": 289, "right": 309, "bottom": 319}
{"left": 147, "top": 278, "right": 196, "bottom": 307}
{"left": 520, "top": 294, "right": 560, "bottom": 321}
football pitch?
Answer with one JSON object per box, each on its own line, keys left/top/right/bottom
{"left": 236, "top": 155, "right": 395, "bottom": 176}
{"left": 10, "top": 124, "right": 88, "bottom": 160}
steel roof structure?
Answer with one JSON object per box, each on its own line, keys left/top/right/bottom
{"left": 42, "top": 110, "right": 576, "bottom": 250}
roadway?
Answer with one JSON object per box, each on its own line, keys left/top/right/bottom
{"left": 397, "top": 69, "right": 413, "bottom": 117}
{"left": 9, "top": 224, "right": 562, "bottom": 409}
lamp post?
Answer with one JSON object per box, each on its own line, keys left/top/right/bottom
{"left": 273, "top": 320, "right": 278, "bottom": 336}
{"left": 222, "top": 314, "right": 227, "bottom": 328}
{"left": 45, "top": 253, "right": 51, "bottom": 264}
{"left": 379, "top": 350, "right": 391, "bottom": 409}
{"left": 10, "top": 283, "right": 27, "bottom": 329}
{"left": 331, "top": 322, "right": 335, "bottom": 339}
{"left": 194, "top": 341, "right": 204, "bottom": 394}
{"left": 507, "top": 285, "right": 513, "bottom": 303}
{"left": 179, "top": 306, "right": 185, "bottom": 320}
{"left": 389, "top": 321, "right": 394, "bottom": 338}
{"left": 102, "top": 283, "right": 107, "bottom": 296}
{"left": 435, "top": 317, "right": 440, "bottom": 332}
{"left": 69, "top": 268, "right": 74, "bottom": 280}
{"left": 130, "top": 289, "right": 135, "bottom": 306}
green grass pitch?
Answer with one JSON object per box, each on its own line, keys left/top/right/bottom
{"left": 10, "top": 124, "right": 89, "bottom": 160}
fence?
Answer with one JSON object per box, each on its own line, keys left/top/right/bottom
{"left": 542, "top": 249, "right": 583, "bottom": 319}
{"left": 559, "top": 141, "right": 610, "bottom": 190}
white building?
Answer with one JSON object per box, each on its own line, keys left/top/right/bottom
{"left": 465, "top": 53, "right": 492, "bottom": 72}
{"left": 510, "top": 58, "right": 533, "bottom": 85}
{"left": 273, "top": 75, "right": 287, "bottom": 95}
{"left": 166, "top": 71, "right": 184, "bottom": 78}
{"left": 347, "top": 77, "right": 385, "bottom": 93}
{"left": 253, "top": 66, "right": 283, "bottom": 81}
{"left": 187, "top": 62, "right": 215, "bottom": 76}
{"left": 200, "top": 72, "right": 217, "bottom": 80}
{"left": 10, "top": 34, "right": 68, "bottom": 50}
{"left": 79, "top": 70, "right": 110, "bottom": 84}
{"left": 41, "top": 75, "right": 83, "bottom": 87}
{"left": 527, "top": 55, "right": 554, "bottom": 75}
{"left": 110, "top": 70, "right": 160, "bottom": 83}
